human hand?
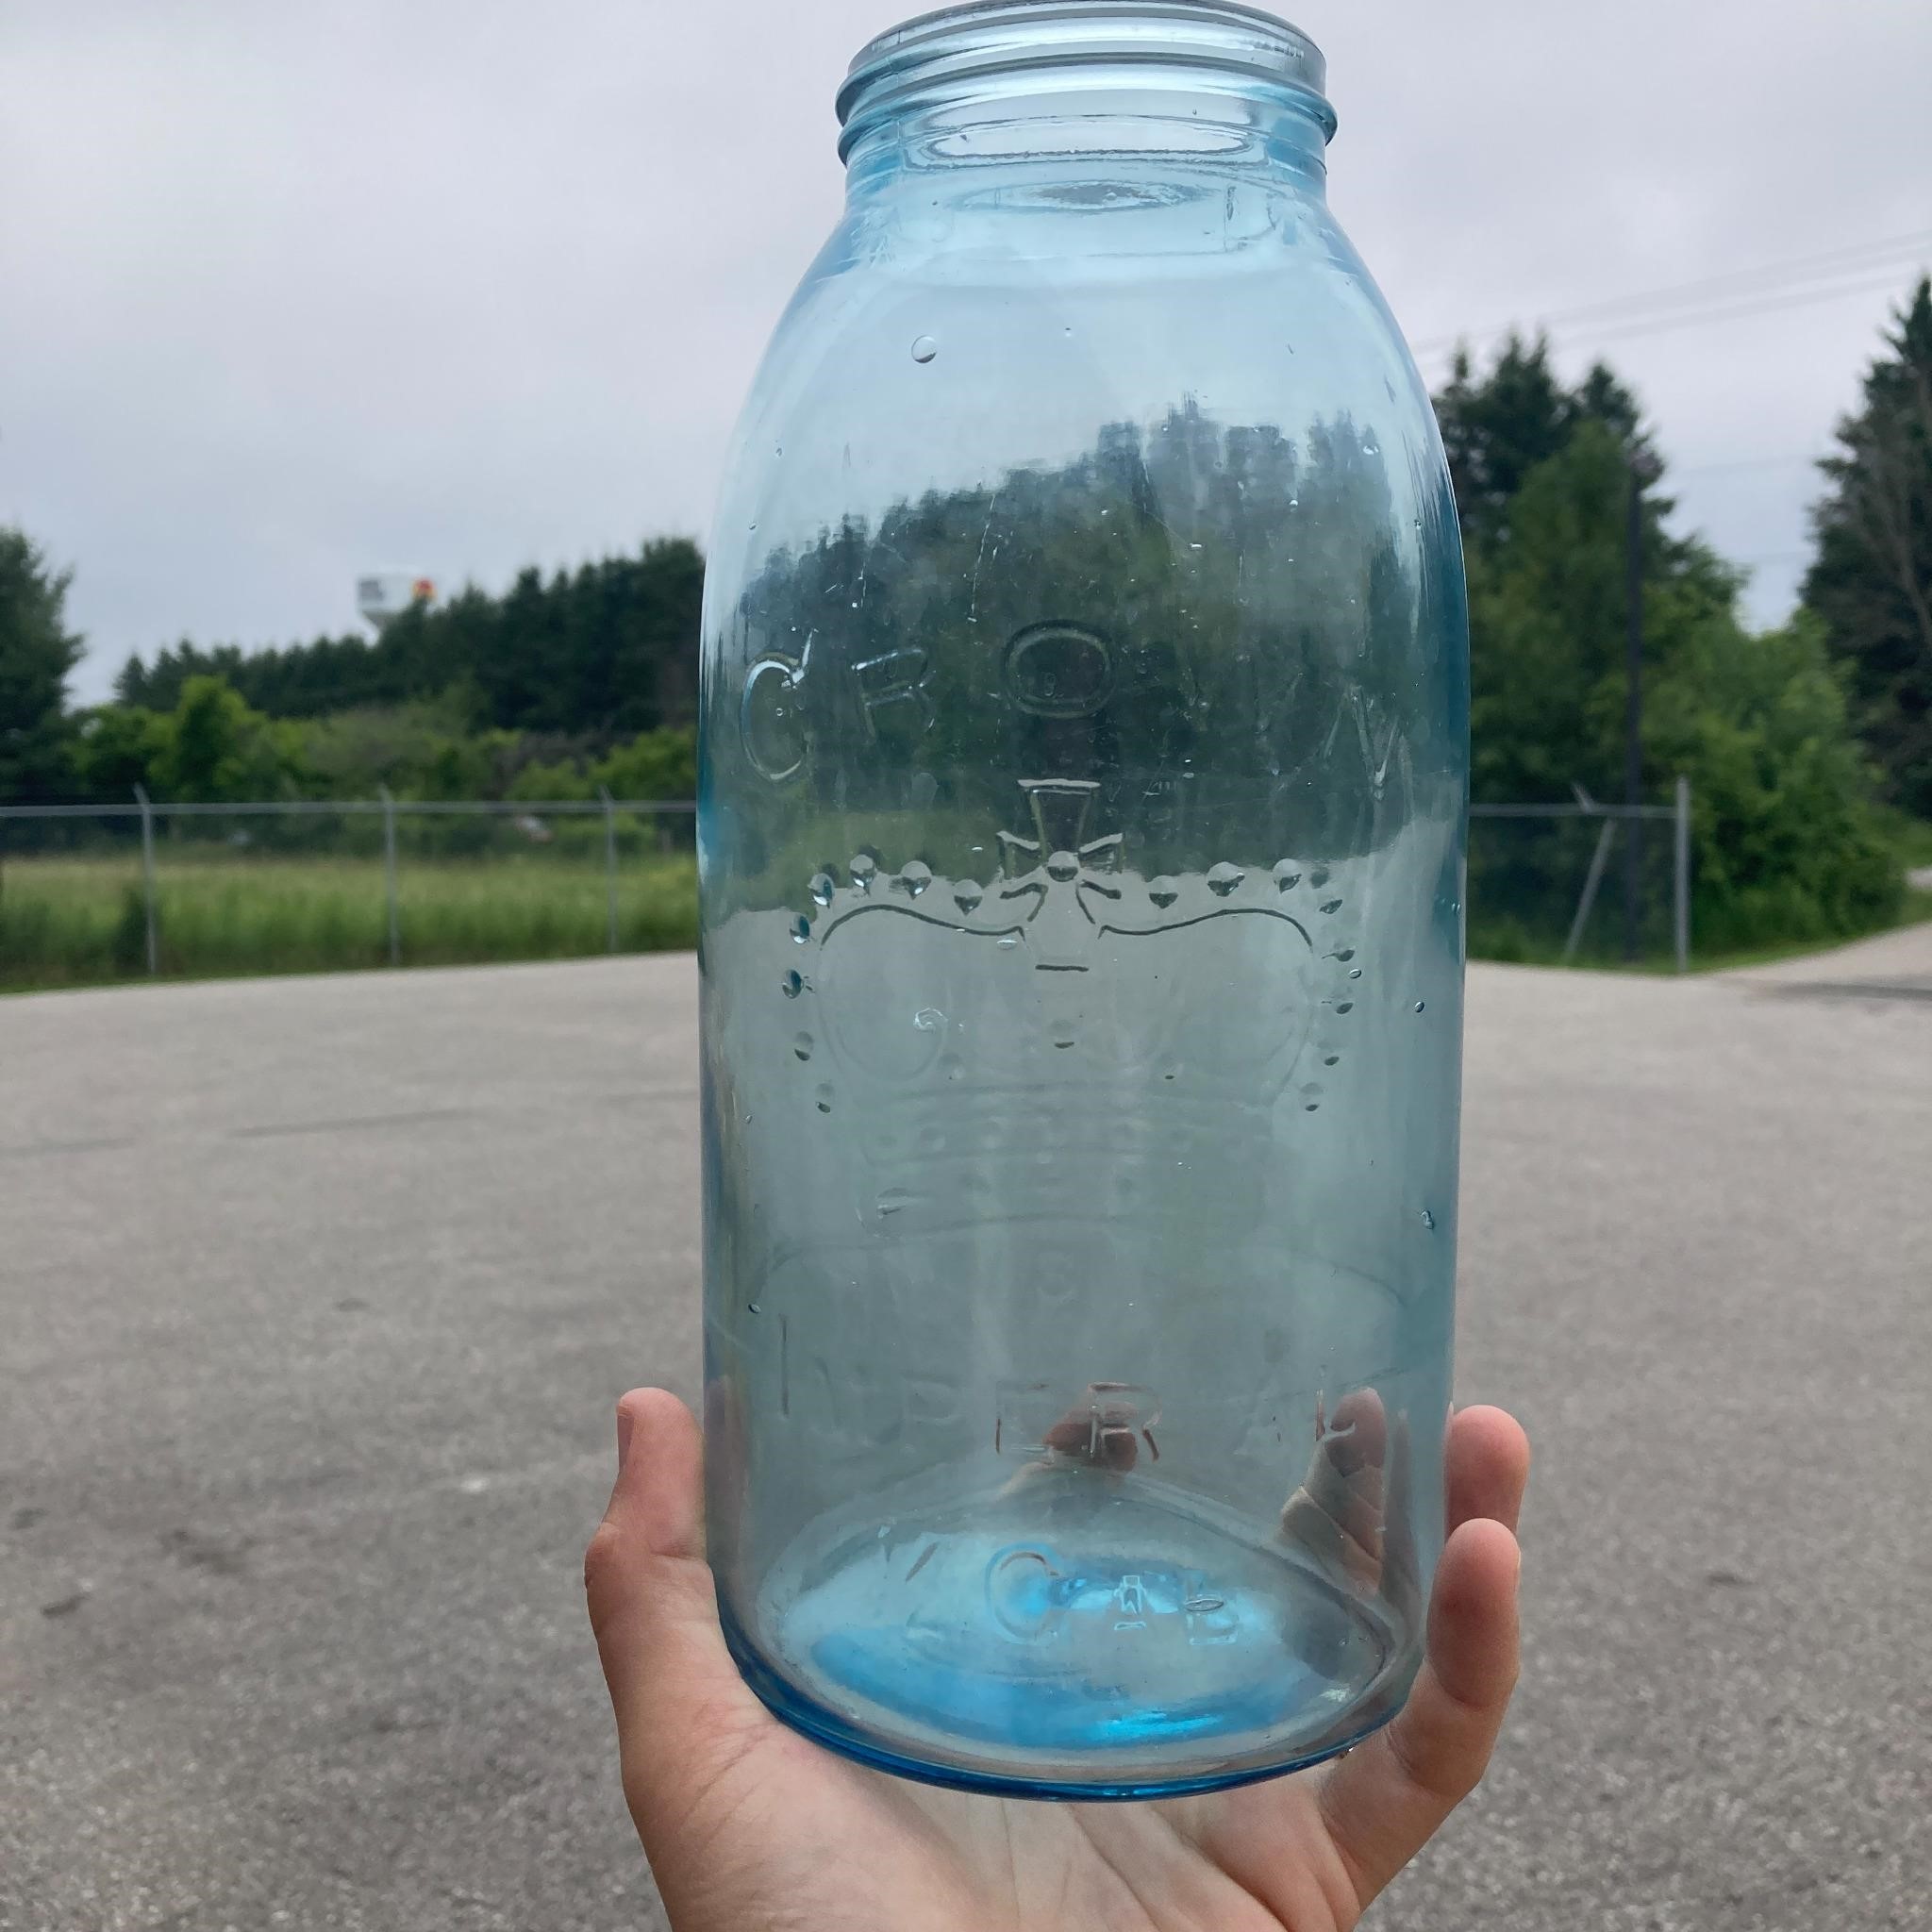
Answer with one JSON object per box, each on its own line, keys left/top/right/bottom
{"left": 586, "top": 1389, "right": 1528, "bottom": 1931}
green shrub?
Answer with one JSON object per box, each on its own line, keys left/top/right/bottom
{"left": 1647, "top": 614, "right": 1903, "bottom": 951}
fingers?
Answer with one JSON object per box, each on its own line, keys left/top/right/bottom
{"left": 1445, "top": 1405, "right": 1531, "bottom": 1536}
{"left": 1316, "top": 1506, "right": 1524, "bottom": 1908}
{"left": 1377, "top": 1409, "right": 1423, "bottom": 1628}
{"left": 1279, "top": 1388, "right": 1388, "bottom": 1591}
{"left": 584, "top": 1388, "right": 768, "bottom": 1835}
{"left": 998, "top": 1382, "right": 1155, "bottom": 1497}
{"left": 1313, "top": 1405, "right": 1530, "bottom": 1907}
{"left": 1042, "top": 1398, "right": 1143, "bottom": 1472}
{"left": 1321, "top": 1387, "right": 1389, "bottom": 1478}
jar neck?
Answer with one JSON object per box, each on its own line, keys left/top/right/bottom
{"left": 839, "top": 4, "right": 1334, "bottom": 203}
{"left": 842, "top": 85, "right": 1331, "bottom": 207}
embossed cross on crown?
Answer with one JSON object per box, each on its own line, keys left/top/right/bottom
{"left": 994, "top": 779, "right": 1124, "bottom": 973}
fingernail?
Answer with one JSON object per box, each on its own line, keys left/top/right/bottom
{"left": 616, "top": 1401, "right": 635, "bottom": 1471}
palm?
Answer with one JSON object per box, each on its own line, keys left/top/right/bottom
{"left": 672, "top": 1724, "right": 1360, "bottom": 1930}
{"left": 588, "top": 1394, "right": 1528, "bottom": 1932}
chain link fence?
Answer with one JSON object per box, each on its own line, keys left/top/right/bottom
{"left": 1470, "top": 779, "right": 1691, "bottom": 971}
{"left": 0, "top": 796, "right": 695, "bottom": 991}
{"left": 1, "top": 784, "right": 1690, "bottom": 991}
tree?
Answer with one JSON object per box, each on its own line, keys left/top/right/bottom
{"left": 70, "top": 704, "right": 165, "bottom": 797}
{"left": 0, "top": 526, "right": 85, "bottom": 803}
{"left": 1471, "top": 425, "right": 1752, "bottom": 801}
{"left": 1433, "top": 335, "right": 1648, "bottom": 545}
{"left": 1804, "top": 275, "right": 1932, "bottom": 818}
{"left": 295, "top": 696, "right": 500, "bottom": 800}
{"left": 147, "top": 677, "right": 302, "bottom": 802}
{"left": 594, "top": 725, "right": 697, "bottom": 802}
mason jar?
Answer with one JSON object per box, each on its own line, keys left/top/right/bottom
{"left": 697, "top": 0, "right": 1469, "bottom": 1797}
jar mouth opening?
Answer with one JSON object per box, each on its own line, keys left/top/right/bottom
{"left": 838, "top": 1, "right": 1334, "bottom": 158}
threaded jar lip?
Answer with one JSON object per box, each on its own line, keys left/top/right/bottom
{"left": 838, "top": 1, "right": 1334, "bottom": 159}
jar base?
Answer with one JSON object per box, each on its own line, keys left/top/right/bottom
{"left": 722, "top": 1476, "right": 1420, "bottom": 1798}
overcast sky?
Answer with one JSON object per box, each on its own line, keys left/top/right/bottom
{"left": 6, "top": 0, "right": 1931, "bottom": 704}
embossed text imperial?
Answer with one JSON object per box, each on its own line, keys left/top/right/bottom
{"left": 696, "top": 0, "right": 1470, "bottom": 1796}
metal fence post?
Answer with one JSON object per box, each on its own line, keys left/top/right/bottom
{"left": 1562, "top": 817, "right": 1619, "bottom": 963}
{"left": 133, "top": 784, "right": 159, "bottom": 975}
{"left": 1674, "top": 774, "right": 1692, "bottom": 974}
{"left": 599, "top": 787, "right": 619, "bottom": 955}
{"left": 379, "top": 787, "right": 400, "bottom": 967}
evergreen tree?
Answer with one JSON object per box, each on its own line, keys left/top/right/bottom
{"left": 1433, "top": 335, "right": 1649, "bottom": 545}
{"left": 115, "top": 640, "right": 249, "bottom": 710}
{"left": 0, "top": 527, "right": 85, "bottom": 803}
{"left": 1804, "top": 275, "right": 1932, "bottom": 817}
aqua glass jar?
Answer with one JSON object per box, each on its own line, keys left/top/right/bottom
{"left": 698, "top": 0, "right": 1468, "bottom": 1798}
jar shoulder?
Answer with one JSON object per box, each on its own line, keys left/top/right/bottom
{"left": 737, "top": 184, "right": 1435, "bottom": 458}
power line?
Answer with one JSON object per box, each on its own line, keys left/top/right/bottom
{"left": 1412, "top": 230, "right": 1932, "bottom": 355}
{"left": 1478, "top": 226, "right": 1932, "bottom": 336}
{"left": 1411, "top": 227, "right": 1932, "bottom": 361}
{"left": 1417, "top": 266, "right": 1920, "bottom": 364}
{"left": 1414, "top": 267, "right": 1917, "bottom": 368}
{"left": 1565, "top": 267, "right": 1924, "bottom": 352}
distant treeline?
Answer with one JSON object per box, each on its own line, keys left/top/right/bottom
{"left": 115, "top": 539, "right": 703, "bottom": 740}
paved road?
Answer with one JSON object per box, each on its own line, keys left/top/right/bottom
{"left": 3, "top": 932, "right": 1928, "bottom": 1931}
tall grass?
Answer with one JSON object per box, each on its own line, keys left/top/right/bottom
{"left": 6, "top": 824, "right": 1923, "bottom": 995}
{"left": 0, "top": 852, "right": 697, "bottom": 992}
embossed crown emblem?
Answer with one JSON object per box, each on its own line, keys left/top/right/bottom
{"left": 779, "top": 780, "right": 1362, "bottom": 1232}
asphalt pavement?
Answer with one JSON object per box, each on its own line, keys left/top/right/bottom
{"left": 3, "top": 928, "right": 1928, "bottom": 1931}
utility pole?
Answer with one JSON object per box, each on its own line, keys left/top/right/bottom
{"left": 1623, "top": 451, "right": 1651, "bottom": 964}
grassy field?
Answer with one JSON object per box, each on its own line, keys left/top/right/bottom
{"left": 0, "top": 852, "right": 698, "bottom": 992}
{"left": 3, "top": 843, "right": 1924, "bottom": 994}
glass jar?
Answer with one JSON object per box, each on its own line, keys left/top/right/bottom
{"left": 698, "top": 0, "right": 1467, "bottom": 1798}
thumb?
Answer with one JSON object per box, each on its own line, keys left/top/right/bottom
{"left": 583, "top": 1388, "right": 768, "bottom": 1839}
